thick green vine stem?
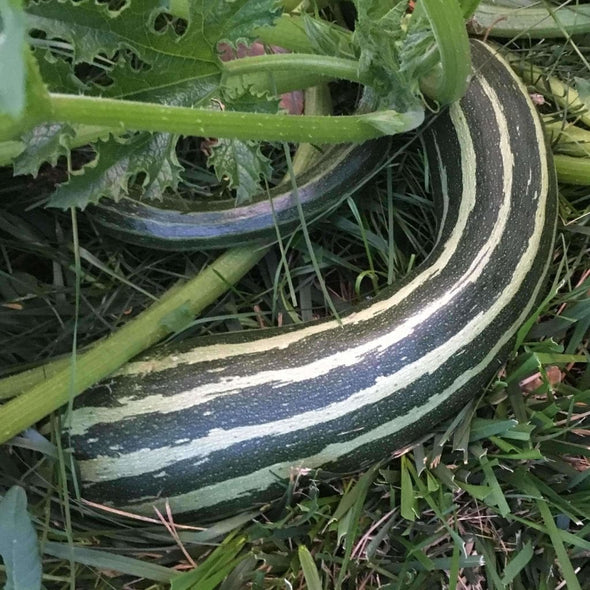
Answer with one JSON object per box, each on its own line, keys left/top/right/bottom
{"left": 221, "top": 53, "right": 363, "bottom": 85}
{"left": 0, "top": 246, "right": 267, "bottom": 444}
{"left": 0, "top": 84, "right": 334, "bottom": 434}
{"left": 553, "top": 154, "right": 590, "bottom": 185}
{"left": 255, "top": 1, "right": 472, "bottom": 107}
{"left": 415, "top": 0, "right": 471, "bottom": 105}
{"left": 0, "top": 356, "right": 76, "bottom": 400}
{"left": 48, "top": 94, "right": 423, "bottom": 144}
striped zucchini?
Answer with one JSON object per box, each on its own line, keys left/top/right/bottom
{"left": 67, "top": 41, "right": 557, "bottom": 520}
{"left": 87, "top": 142, "right": 387, "bottom": 250}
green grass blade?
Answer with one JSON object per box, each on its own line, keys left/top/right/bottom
{"left": 501, "top": 541, "right": 534, "bottom": 586}
{"left": 298, "top": 545, "right": 322, "bottom": 590}
{"left": 472, "top": 451, "right": 511, "bottom": 517}
{"left": 535, "top": 499, "right": 582, "bottom": 590}
{"left": 171, "top": 534, "right": 246, "bottom": 590}
{"left": 400, "top": 455, "right": 416, "bottom": 521}
{"left": 43, "top": 540, "right": 177, "bottom": 583}
{"left": 475, "top": 538, "right": 505, "bottom": 590}
{"left": 335, "top": 466, "right": 378, "bottom": 589}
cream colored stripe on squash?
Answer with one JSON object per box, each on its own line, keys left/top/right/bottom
{"left": 108, "top": 113, "right": 476, "bottom": 379}
{"left": 69, "top": 107, "right": 477, "bottom": 437}
{"left": 122, "top": 242, "right": 553, "bottom": 516}
{"left": 77, "top": 73, "right": 549, "bottom": 485}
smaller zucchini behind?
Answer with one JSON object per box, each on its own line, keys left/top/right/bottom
{"left": 86, "top": 140, "right": 389, "bottom": 250}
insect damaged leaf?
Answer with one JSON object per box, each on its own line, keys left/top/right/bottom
{"left": 25, "top": 0, "right": 281, "bottom": 104}
{"left": 13, "top": 122, "right": 76, "bottom": 176}
{"left": 13, "top": 122, "right": 117, "bottom": 177}
{"left": 48, "top": 132, "right": 183, "bottom": 209}
{"left": 206, "top": 91, "right": 278, "bottom": 204}
{"left": 207, "top": 138, "right": 273, "bottom": 205}
{"left": 26, "top": 0, "right": 283, "bottom": 208}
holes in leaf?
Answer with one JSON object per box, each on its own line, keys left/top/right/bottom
{"left": 74, "top": 61, "right": 114, "bottom": 89}
{"left": 128, "top": 171, "right": 148, "bottom": 195}
{"left": 96, "top": 0, "right": 129, "bottom": 12}
{"left": 28, "top": 31, "right": 76, "bottom": 65}
{"left": 28, "top": 28, "right": 47, "bottom": 40}
{"left": 119, "top": 49, "right": 151, "bottom": 73}
{"left": 152, "top": 11, "right": 188, "bottom": 37}
{"left": 69, "top": 145, "right": 98, "bottom": 172}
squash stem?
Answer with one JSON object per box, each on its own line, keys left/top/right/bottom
{"left": 221, "top": 53, "right": 362, "bottom": 85}
{"left": 48, "top": 93, "right": 421, "bottom": 144}
{"left": 0, "top": 246, "right": 268, "bottom": 444}
{"left": 554, "top": 153, "right": 590, "bottom": 185}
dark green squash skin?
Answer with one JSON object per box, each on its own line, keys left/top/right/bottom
{"left": 67, "top": 41, "right": 558, "bottom": 521}
{"left": 86, "top": 140, "right": 389, "bottom": 250}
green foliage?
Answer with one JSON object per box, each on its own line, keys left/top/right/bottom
{"left": 351, "top": 0, "right": 470, "bottom": 109}
{"left": 24, "top": 0, "right": 280, "bottom": 207}
{"left": 13, "top": 122, "right": 115, "bottom": 176}
{"left": 207, "top": 90, "right": 278, "bottom": 204}
{"left": 302, "top": 14, "right": 359, "bottom": 60}
{"left": 170, "top": 534, "right": 247, "bottom": 590}
{"left": 25, "top": 0, "right": 279, "bottom": 101}
{"left": 13, "top": 122, "right": 75, "bottom": 176}
{"left": 48, "top": 131, "right": 183, "bottom": 208}
{"left": 0, "top": 111, "right": 589, "bottom": 588}
{"left": 0, "top": 486, "right": 41, "bottom": 590}
{"left": 0, "top": 0, "right": 468, "bottom": 209}
{"left": 208, "top": 137, "right": 273, "bottom": 205}
{"left": 298, "top": 545, "right": 322, "bottom": 590}
{"left": 353, "top": 0, "right": 426, "bottom": 111}
{"left": 2, "top": 3, "right": 589, "bottom": 589}
{"left": 43, "top": 540, "right": 178, "bottom": 583}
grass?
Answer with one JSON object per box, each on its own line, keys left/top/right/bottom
{"left": 1, "top": 14, "right": 590, "bottom": 590}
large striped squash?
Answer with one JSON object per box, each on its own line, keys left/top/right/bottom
{"left": 66, "top": 41, "right": 557, "bottom": 519}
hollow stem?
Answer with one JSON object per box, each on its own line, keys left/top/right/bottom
{"left": 222, "top": 53, "right": 362, "bottom": 85}
{"left": 49, "top": 93, "right": 422, "bottom": 144}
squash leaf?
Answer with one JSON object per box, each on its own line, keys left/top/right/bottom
{"left": 207, "top": 137, "right": 273, "bottom": 205}
{"left": 24, "top": 0, "right": 281, "bottom": 208}
{"left": 48, "top": 131, "right": 182, "bottom": 209}
{"left": 0, "top": 486, "right": 42, "bottom": 590}
{"left": 352, "top": 0, "right": 435, "bottom": 111}
{"left": 13, "top": 122, "right": 76, "bottom": 176}
{"left": 207, "top": 90, "right": 278, "bottom": 204}
{"left": 25, "top": 0, "right": 280, "bottom": 103}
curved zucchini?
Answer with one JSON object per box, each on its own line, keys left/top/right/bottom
{"left": 67, "top": 41, "right": 557, "bottom": 519}
{"left": 87, "top": 140, "right": 388, "bottom": 250}
{"left": 472, "top": 1, "right": 590, "bottom": 38}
